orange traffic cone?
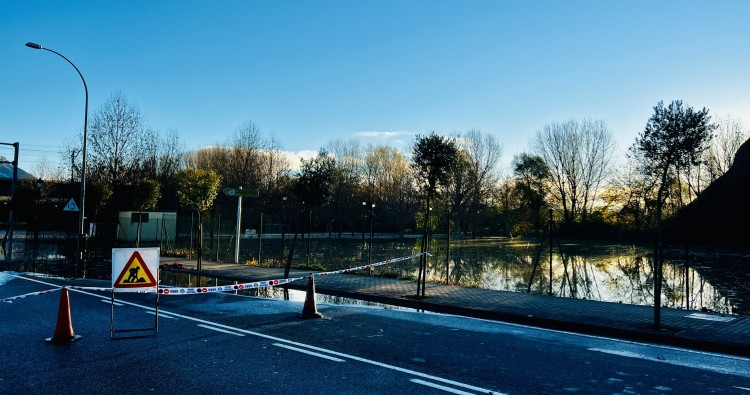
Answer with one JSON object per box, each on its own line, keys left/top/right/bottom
{"left": 45, "top": 287, "right": 82, "bottom": 343}
{"left": 299, "top": 276, "right": 323, "bottom": 319}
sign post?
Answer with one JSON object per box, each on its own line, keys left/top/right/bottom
{"left": 110, "top": 247, "right": 160, "bottom": 339}
{"left": 223, "top": 187, "right": 259, "bottom": 263}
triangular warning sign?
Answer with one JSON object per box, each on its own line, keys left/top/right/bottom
{"left": 63, "top": 198, "right": 80, "bottom": 212}
{"left": 113, "top": 251, "right": 158, "bottom": 288}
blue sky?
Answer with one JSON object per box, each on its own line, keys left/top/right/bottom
{"left": 2, "top": 0, "right": 749, "bottom": 174}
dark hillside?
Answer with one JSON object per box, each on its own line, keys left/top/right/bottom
{"left": 666, "top": 138, "right": 750, "bottom": 247}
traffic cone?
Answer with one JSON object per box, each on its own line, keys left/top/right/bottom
{"left": 45, "top": 287, "right": 82, "bottom": 343}
{"left": 299, "top": 276, "right": 323, "bottom": 319}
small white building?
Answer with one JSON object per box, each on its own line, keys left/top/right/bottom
{"left": 117, "top": 211, "right": 177, "bottom": 243}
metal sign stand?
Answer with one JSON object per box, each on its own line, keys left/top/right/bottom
{"left": 109, "top": 248, "right": 160, "bottom": 340}
{"left": 110, "top": 289, "right": 159, "bottom": 340}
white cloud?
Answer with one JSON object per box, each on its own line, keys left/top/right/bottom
{"left": 282, "top": 150, "right": 318, "bottom": 172}
{"left": 355, "top": 130, "right": 416, "bottom": 139}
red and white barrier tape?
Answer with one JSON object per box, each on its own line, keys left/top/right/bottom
{"left": 158, "top": 276, "right": 306, "bottom": 295}
{"left": 68, "top": 285, "right": 122, "bottom": 292}
{"left": 2, "top": 252, "right": 430, "bottom": 299}
{"left": 312, "top": 252, "right": 429, "bottom": 277}
{"left": 157, "top": 252, "right": 429, "bottom": 296}
{"left": 3, "top": 287, "right": 62, "bottom": 303}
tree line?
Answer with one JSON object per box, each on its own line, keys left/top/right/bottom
{"left": 15, "top": 92, "right": 748, "bottom": 249}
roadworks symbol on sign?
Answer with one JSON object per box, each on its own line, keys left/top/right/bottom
{"left": 113, "top": 251, "right": 158, "bottom": 288}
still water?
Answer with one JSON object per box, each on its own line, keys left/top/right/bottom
{"left": 5, "top": 234, "right": 749, "bottom": 315}
{"left": 224, "top": 235, "right": 750, "bottom": 315}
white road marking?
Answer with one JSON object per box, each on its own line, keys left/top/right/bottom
{"left": 410, "top": 378, "right": 495, "bottom": 395}
{"left": 273, "top": 343, "right": 345, "bottom": 362}
{"left": 34, "top": 276, "right": 502, "bottom": 394}
{"left": 687, "top": 313, "right": 735, "bottom": 322}
{"left": 587, "top": 348, "right": 750, "bottom": 378}
{"left": 147, "top": 311, "right": 176, "bottom": 319}
{"left": 734, "top": 386, "right": 750, "bottom": 391}
{"left": 197, "top": 324, "right": 245, "bottom": 336}
{"left": 102, "top": 299, "right": 124, "bottom": 306}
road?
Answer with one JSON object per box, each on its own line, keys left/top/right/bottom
{"left": 2, "top": 271, "right": 749, "bottom": 394}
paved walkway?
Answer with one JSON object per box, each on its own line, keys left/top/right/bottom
{"left": 159, "top": 256, "right": 750, "bottom": 357}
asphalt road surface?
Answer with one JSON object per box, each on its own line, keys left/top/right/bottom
{"left": 2, "top": 271, "right": 750, "bottom": 394}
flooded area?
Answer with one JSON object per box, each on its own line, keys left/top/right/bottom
{"left": 3, "top": 233, "right": 749, "bottom": 315}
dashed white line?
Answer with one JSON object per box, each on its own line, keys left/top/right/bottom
{"left": 410, "top": 378, "right": 491, "bottom": 394}
{"left": 147, "top": 311, "right": 176, "bottom": 319}
{"left": 102, "top": 299, "right": 124, "bottom": 306}
{"left": 197, "top": 324, "right": 245, "bottom": 336}
{"left": 273, "top": 343, "right": 346, "bottom": 362}
{"left": 16, "top": 274, "right": 501, "bottom": 395}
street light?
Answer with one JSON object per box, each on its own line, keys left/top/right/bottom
{"left": 368, "top": 203, "right": 375, "bottom": 267}
{"left": 361, "top": 201, "right": 366, "bottom": 243}
{"left": 34, "top": 178, "right": 43, "bottom": 241}
{"left": 428, "top": 206, "right": 433, "bottom": 249}
{"left": 26, "top": 41, "right": 89, "bottom": 273}
{"left": 307, "top": 206, "right": 312, "bottom": 266}
{"left": 281, "top": 196, "right": 286, "bottom": 264}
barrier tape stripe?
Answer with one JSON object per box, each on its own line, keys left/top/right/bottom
{"left": 157, "top": 276, "right": 307, "bottom": 295}
{"left": 312, "top": 252, "right": 429, "bottom": 277}
{"left": 2, "top": 252, "right": 430, "bottom": 299}
{"left": 3, "top": 287, "right": 62, "bottom": 303}
{"left": 67, "top": 285, "right": 118, "bottom": 292}
{"left": 157, "top": 252, "right": 429, "bottom": 296}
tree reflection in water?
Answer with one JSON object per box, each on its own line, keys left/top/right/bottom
{"left": 393, "top": 238, "right": 745, "bottom": 315}
{"left": 10, "top": 236, "right": 747, "bottom": 315}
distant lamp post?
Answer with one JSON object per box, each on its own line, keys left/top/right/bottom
{"left": 26, "top": 41, "right": 89, "bottom": 273}
{"left": 361, "top": 201, "right": 367, "bottom": 243}
{"left": 281, "top": 196, "right": 287, "bottom": 263}
{"left": 428, "top": 206, "right": 433, "bottom": 249}
{"left": 34, "top": 178, "right": 44, "bottom": 241}
{"left": 307, "top": 207, "right": 312, "bottom": 266}
{"left": 368, "top": 203, "right": 375, "bottom": 267}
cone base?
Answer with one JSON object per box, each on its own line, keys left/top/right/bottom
{"left": 298, "top": 311, "right": 323, "bottom": 319}
{"left": 45, "top": 334, "right": 82, "bottom": 344}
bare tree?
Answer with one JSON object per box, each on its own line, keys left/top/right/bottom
{"left": 325, "top": 139, "right": 364, "bottom": 234}
{"left": 704, "top": 114, "right": 748, "bottom": 182}
{"left": 261, "top": 136, "right": 291, "bottom": 195}
{"left": 87, "top": 92, "right": 150, "bottom": 190}
{"left": 457, "top": 129, "right": 503, "bottom": 236}
{"left": 226, "top": 121, "right": 265, "bottom": 188}
{"left": 364, "top": 145, "right": 417, "bottom": 235}
{"left": 326, "top": 138, "right": 364, "bottom": 178}
{"left": 532, "top": 118, "right": 615, "bottom": 224}
{"left": 31, "top": 156, "right": 64, "bottom": 182}
{"left": 156, "top": 129, "right": 185, "bottom": 183}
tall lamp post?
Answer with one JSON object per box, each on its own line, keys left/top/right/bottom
{"left": 281, "top": 196, "right": 286, "bottom": 264}
{"left": 307, "top": 206, "right": 312, "bottom": 266}
{"left": 361, "top": 201, "right": 366, "bottom": 243}
{"left": 25, "top": 42, "right": 89, "bottom": 273}
{"left": 368, "top": 202, "right": 375, "bottom": 267}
